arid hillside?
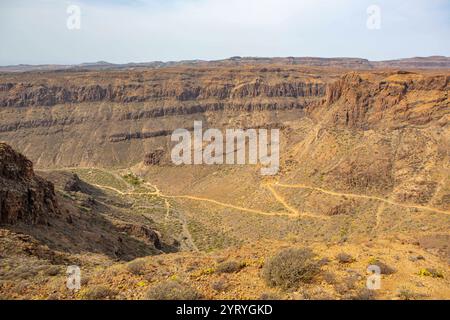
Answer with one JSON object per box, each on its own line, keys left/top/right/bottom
{"left": 0, "top": 64, "right": 449, "bottom": 300}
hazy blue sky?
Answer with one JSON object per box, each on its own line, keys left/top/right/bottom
{"left": 0, "top": 0, "right": 449, "bottom": 65}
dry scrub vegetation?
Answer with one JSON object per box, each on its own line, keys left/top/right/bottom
{"left": 262, "top": 248, "right": 320, "bottom": 290}
{"left": 146, "top": 280, "right": 202, "bottom": 300}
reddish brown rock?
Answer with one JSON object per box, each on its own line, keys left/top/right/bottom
{"left": 0, "top": 143, "right": 60, "bottom": 225}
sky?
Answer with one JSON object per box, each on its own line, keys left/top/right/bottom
{"left": 0, "top": 0, "right": 449, "bottom": 65}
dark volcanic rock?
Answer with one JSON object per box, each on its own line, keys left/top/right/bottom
{"left": 63, "top": 173, "right": 82, "bottom": 192}
{"left": 144, "top": 149, "right": 165, "bottom": 166}
{"left": 0, "top": 143, "right": 60, "bottom": 224}
{"left": 116, "top": 223, "right": 162, "bottom": 249}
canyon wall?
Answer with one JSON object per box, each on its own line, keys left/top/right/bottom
{"left": 0, "top": 66, "right": 448, "bottom": 170}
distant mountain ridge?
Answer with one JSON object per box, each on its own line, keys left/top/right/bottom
{"left": 1, "top": 56, "right": 449, "bottom": 72}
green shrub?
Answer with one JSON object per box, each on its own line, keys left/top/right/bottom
{"left": 122, "top": 173, "right": 141, "bottom": 186}
{"left": 262, "top": 248, "right": 320, "bottom": 290}
{"left": 146, "top": 280, "right": 201, "bottom": 300}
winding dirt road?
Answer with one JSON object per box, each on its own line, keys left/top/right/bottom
{"left": 52, "top": 167, "right": 449, "bottom": 252}
{"left": 274, "top": 182, "right": 450, "bottom": 216}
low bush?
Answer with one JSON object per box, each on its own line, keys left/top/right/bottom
{"left": 146, "top": 280, "right": 202, "bottom": 300}
{"left": 300, "top": 286, "right": 333, "bottom": 300}
{"left": 336, "top": 252, "right": 354, "bottom": 264}
{"left": 122, "top": 173, "right": 142, "bottom": 186}
{"left": 348, "top": 288, "right": 377, "bottom": 300}
{"left": 81, "top": 286, "right": 117, "bottom": 300}
{"left": 216, "top": 261, "right": 246, "bottom": 274}
{"left": 211, "top": 279, "right": 229, "bottom": 292}
{"left": 127, "top": 259, "right": 146, "bottom": 276}
{"left": 396, "top": 288, "right": 421, "bottom": 300}
{"left": 262, "top": 248, "right": 320, "bottom": 290}
{"left": 367, "top": 258, "right": 396, "bottom": 275}
{"left": 418, "top": 268, "right": 443, "bottom": 278}
{"left": 322, "top": 271, "right": 337, "bottom": 285}
{"left": 43, "top": 265, "right": 60, "bottom": 276}
{"left": 259, "top": 292, "right": 282, "bottom": 300}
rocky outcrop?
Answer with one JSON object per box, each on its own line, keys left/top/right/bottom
{"left": 144, "top": 149, "right": 165, "bottom": 166}
{"left": 0, "top": 100, "right": 310, "bottom": 134}
{"left": 320, "top": 72, "right": 450, "bottom": 129}
{"left": 109, "top": 129, "right": 174, "bottom": 143}
{"left": 0, "top": 80, "right": 326, "bottom": 108}
{"left": 0, "top": 143, "right": 60, "bottom": 224}
{"left": 116, "top": 223, "right": 162, "bottom": 249}
{"left": 63, "top": 173, "right": 82, "bottom": 192}
{"left": 0, "top": 67, "right": 448, "bottom": 170}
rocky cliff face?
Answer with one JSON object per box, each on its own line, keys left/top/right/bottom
{"left": 0, "top": 66, "right": 448, "bottom": 170}
{"left": 0, "top": 67, "right": 327, "bottom": 108}
{"left": 0, "top": 143, "right": 60, "bottom": 224}
{"left": 318, "top": 71, "right": 449, "bottom": 130}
